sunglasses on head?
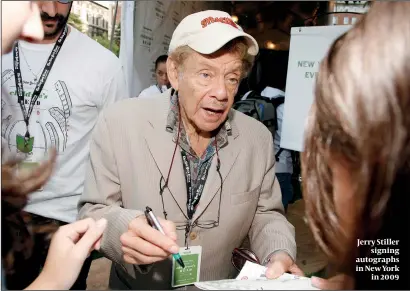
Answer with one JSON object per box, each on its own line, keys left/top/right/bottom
{"left": 231, "top": 248, "right": 261, "bottom": 272}
{"left": 57, "top": 0, "right": 73, "bottom": 3}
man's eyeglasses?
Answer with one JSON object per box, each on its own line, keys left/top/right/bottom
{"left": 158, "top": 154, "right": 224, "bottom": 248}
{"left": 231, "top": 248, "right": 260, "bottom": 272}
{"left": 158, "top": 161, "right": 223, "bottom": 229}
{"left": 175, "top": 220, "right": 219, "bottom": 231}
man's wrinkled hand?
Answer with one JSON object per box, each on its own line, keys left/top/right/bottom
{"left": 120, "top": 216, "right": 179, "bottom": 265}
{"left": 265, "top": 251, "right": 304, "bottom": 279}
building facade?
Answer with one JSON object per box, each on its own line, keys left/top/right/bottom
{"left": 71, "top": 1, "right": 111, "bottom": 38}
{"left": 108, "top": 1, "right": 122, "bottom": 42}
{"left": 328, "top": 1, "right": 369, "bottom": 26}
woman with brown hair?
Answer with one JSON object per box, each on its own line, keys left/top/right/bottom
{"left": 302, "top": 2, "right": 410, "bottom": 289}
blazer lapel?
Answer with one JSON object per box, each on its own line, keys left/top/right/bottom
{"left": 144, "top": 97, "right": 188, "bottom": 218}
{"left": 144, "top": 103, "right": 241, "bottom": 222}
{"left": 192, "top": 129, "right": 241, "bottom": 223}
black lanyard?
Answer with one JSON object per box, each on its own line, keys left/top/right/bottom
{"left": 13, "top": 25, "right": 68, "bottom": 143}
{"left": 181, "top": 150, "right": 213, "bottom": 220}
{"left": 157, "top": 84, "right": 162, "bottom": 93}
{"left": 158, "top": 95, "right": 222, "bottom": 248}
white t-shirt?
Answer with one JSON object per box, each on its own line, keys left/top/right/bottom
{"left": 137, "top": 84, "right": 167, "bottom": 98}
{"left": 242, "top": 87, "right": 293, "bottom": 174}
{"left": 1, "top": 26, "right": 129, "bottom": 223}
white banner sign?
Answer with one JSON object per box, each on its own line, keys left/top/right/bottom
{"left": 280, "top": 25, "right": 352, "bottom": 152}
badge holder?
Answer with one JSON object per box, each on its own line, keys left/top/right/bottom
{"left": 16, "top": 141, "right": 53, "bottom": 192}
{"left": 171, "top": 245, "right": 202, "bottom": 288}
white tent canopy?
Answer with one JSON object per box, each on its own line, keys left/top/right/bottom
{"left": 120, "top": 1, "right": 223, "bottom": 98}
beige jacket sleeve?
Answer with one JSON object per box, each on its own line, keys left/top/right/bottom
{"left": 248, "top": 131, "right": 297, "bottom": 264}
{"left": 77, "top": 112, "right": 143, "bottom": 267}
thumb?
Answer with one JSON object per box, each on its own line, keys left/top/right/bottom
{"left": 311, "top": 274, "right": 351, "bottom": 290}
{"left": 266, "top": 261, "right": 285, "bottom": 279}
{"left": 73, "top": 218, "right": 107, "bottom": 259}
{"left": 289, "top": 264, "right": 305, "bottom": 276}
{"left": 311, "top": 276, "right": 327, "bottom": 289}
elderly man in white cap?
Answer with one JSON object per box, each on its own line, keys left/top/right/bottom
{"left": 78, "top": 10, "right": 300, "bottom": 290}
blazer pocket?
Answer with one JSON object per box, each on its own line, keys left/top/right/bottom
{"left": 230, "top": 186, "right": 260, "bottom": 205}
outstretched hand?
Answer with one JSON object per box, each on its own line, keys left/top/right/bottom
{"left": 25, "top": 218, "right": 107, "bottom": 290}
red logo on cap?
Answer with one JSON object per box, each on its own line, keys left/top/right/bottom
{"left": 201, "top": 16, "right": 239, "bottom": 29}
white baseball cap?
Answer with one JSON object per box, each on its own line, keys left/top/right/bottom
{"left": 168, "top": 10, "right": 259, "bottom": 56}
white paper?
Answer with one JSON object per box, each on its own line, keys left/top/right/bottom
{"left": 236, "top": 260, "right": 268, "bottom": 280}
{"left": 194, "top": 261, "right": 319, "bottom": 290}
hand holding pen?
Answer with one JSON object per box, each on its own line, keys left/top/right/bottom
{"left": 120, "top": 207, "right": 181, "bottom": 266}
{"left": 145, "top": 207, "right": 185, "bottom": 268}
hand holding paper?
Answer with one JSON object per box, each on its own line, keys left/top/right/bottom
{"left": 265, "top": 251, "right": 304, "bottom": 279}
{"left": 195, "top": 261, "right": 320, "bottom": 290}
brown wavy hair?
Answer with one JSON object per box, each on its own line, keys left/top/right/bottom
{"left": 302, "top": 1, "right": 410, "bottom": 284}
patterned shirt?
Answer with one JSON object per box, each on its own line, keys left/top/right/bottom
{"left": 166, "top": 94, "right": 231, "bottom": 217}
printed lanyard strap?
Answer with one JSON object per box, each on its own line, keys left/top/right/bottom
{"left": 181, "top": 150, "right": 212, "bottom": 220}
{"left": 12, "top": 25, "right": 68, "bottom": 140}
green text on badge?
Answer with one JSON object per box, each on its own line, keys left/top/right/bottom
{"left": 173, "top": 254, "right": 199, "bottom": 287}
{"left": 172, "top": 246, "right": 202, "bottom": 288}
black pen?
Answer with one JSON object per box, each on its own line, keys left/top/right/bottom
{"left": 144, "top": 206, "right": 185, "bottom": 268}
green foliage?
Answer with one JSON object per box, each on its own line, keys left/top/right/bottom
{"left": 69, "top": 12, "right": 121, "bottom": 57}
{"left": 114, "top": 23, "right": 121, "bottom": 46}
{"left": 68, "top": 13, "right": 83, "bottom": 32}
{"left": 94, "top": 33, "right": 120, "bottom": 57}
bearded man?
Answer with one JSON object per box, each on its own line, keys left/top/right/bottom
{"left": 1, "top": 1, "right": 128, "bottom": 289}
